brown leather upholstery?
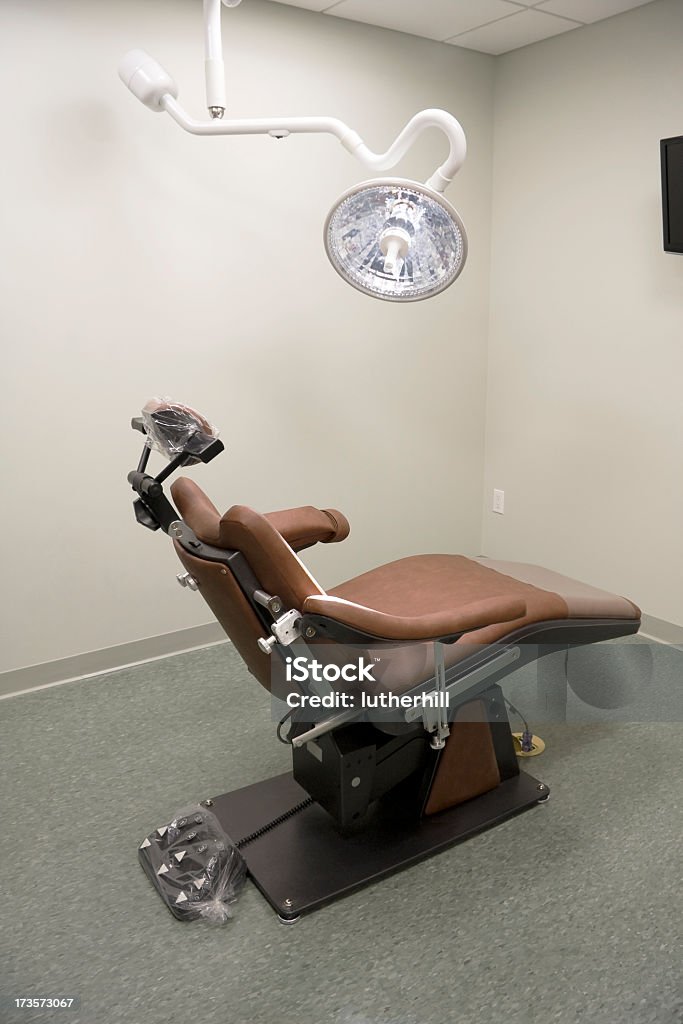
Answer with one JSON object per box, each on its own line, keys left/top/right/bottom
{"left": 170, "top": 479, "right": 349, "bottom": 689}
{"left": 171, "top": 478, "right": 222, "bottom": 545}
{"left": 171, "top": 478, "right": 349, "bottom": 553}
{"left": 473, "top": 558, "right": 640, "bottom": 620}
{"left": 424, "top": 699, "right": 501, "bottom": 815}
{"left": 330, "top": 554, "right": 568, "bottom": 646}
{"left": 326, "top": 554, "right": 640, "bottom": 693}
{"left": 174, "top": 541, "right": 272, "bottom": 689}
{"left": 171, "top": 477, "right": 338, "bottom": 610}
{"left": 266, "top": 506, "right": 350, "bottom": 551}
{"left": 303, "top": 592, "right": 527, "bottom": 642}
{"left": 168, "top": 479, "right": 640, "bottom": 696}
{"left": 216, "top": 506, "right": 325, "bottom": 612}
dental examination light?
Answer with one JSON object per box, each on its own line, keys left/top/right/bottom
{"left": 118, "top": 0, "right": 468, "bottom": 301}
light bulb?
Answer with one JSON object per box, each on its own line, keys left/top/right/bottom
{"left": 324, "top": 178, "right": 467, "bottom": 302}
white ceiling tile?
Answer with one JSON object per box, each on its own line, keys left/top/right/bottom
{"left": 535, "top": 0, "right": 656, "bottom": 24}
{"left": 447, "top": 8, "right": 580, "bottom": 54}
{"left": 323, "top": 0, "right": 522, "bottom": 43}
{"left": 270, "top": 0, "right": 332, "bottom": 11}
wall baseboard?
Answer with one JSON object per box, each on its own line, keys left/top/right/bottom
{"left": 640, "top": 614, "right": 683, "bottom": 646}
{"left": 0, "top": 623, "right": 226, "bottom": 699}
{"left": 2, "top": 613, "right": 680, "bottom": 700}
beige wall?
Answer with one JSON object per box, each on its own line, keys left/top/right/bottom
{"left": 4, "top": 0, "right": 681, "bottom": 677}
{"left": 483, "top": 0, "right": 683, "bottom": 626}
{"left": 0, "top": 0, "right": 495, "bottom": 672}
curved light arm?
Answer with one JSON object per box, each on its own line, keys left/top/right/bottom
{"left": 121, "top": 1, "right": 466, "bottom": 192}
{"left": 345, "top": 108, "right": 466, "bottom": 192}
{"left": 161, "top": 94, "right": 466, "bottom": 193}
{"left": 197, "top": 0, "right": 464, "bottom": 188}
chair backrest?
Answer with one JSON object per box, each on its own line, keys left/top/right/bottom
{"left": 170, "top": 477, "right": 349, "bottom": 691}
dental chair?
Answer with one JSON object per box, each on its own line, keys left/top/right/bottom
{"left": 128, "top": 401, "right": 641, "bottom": 921}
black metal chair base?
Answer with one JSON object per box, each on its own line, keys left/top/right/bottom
{"left": 210, "top": 770, "right": 547, "bottom": 921}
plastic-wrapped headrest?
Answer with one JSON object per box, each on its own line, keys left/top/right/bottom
{"left": 142, "top": 397, "right": 219, "bottom": 465}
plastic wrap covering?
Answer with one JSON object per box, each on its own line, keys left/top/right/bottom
{"left": 141, "top": 398, "right": 219, "bottom": 465}
{"left": 138, "top": 803, "right": 247, "bottom": 923}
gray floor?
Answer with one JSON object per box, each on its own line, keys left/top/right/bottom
{"left": 1, "top": 639, "right": 682, "bottom": 1024}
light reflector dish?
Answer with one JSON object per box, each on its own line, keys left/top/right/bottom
{"left": 324, "top": 179, "right": 467, "bottom": 302}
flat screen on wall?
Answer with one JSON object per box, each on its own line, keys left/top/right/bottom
{"left": 661, "top": 136, "right": 683, "bottom": 254}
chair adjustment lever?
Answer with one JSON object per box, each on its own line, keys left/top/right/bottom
{"left": 257, "top": 609, "right": 302, "bottom": 655}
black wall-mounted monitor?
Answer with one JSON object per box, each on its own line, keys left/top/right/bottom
{"left": 661, "top": 136, "right": 683, "bottom": 254}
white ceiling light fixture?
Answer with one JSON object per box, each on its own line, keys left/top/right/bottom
{"left": 118, "top": 0, "right": 468, "bottom": 302}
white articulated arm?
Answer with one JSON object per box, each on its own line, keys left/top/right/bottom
{"left": 196, "top": 0, "right": 466, "bottom": 189}
{"left": 345, "top": 108, "right": 466, "bottom": 193}
{"left": 119, "top": 0, "right": 466, "bottom": 194}
{"left": 118, "top": 2, "right": 469, "bottom": 301}
{"left": 161, "top": 96, "right": 361, "bottom": 146}
{"left": 160, "top": 96, "right": 465, "bottom": 193}
{"left": 120, "top": 0, "right": 466, "bottom": 194}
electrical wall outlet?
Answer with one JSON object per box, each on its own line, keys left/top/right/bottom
{"left": 492, "top": 489, "right": 505, "bottom": 515}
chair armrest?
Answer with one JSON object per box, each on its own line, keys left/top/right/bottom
{"left": 301, "top": 594, "right": 527, "bottom": 644}
{"left": 265, "top": 507, "right": 350, "bottom": 552}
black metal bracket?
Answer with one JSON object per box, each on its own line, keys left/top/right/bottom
{"left": 299, "top": 613, "right": 464, "bottom": 648}
{"left": 127, "top": 412, "right": 224, "bottom": 535}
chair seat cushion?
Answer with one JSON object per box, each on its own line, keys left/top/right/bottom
{"left": 328, "top": 555, "right": 640, "bottom": 696}
{"left": 330, "top": 554, "right": 639, "bottom": 649}
{"left": 473, "top": 559, "right": 639, "bottom": 621}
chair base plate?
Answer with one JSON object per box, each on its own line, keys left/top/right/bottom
{"left": 210, "top": 769, "right": 546, "bottom": 920}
